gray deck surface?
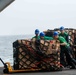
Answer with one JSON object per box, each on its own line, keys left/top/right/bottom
{"left": 0, "top": 67, "right": 76, "bottom": 75}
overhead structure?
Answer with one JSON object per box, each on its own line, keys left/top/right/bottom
{"left": 0, "top": 0, "right": 15, "bottom": 12}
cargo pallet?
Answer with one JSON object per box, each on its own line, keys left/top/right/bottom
{"left": 0, "top": 39, "right": 62, "bottom": 73}
{"left": 13, "top": 40, "right": 61, "bottom": 71}
{"left": 0, "top": 58, "right": 42, "bottom": 73}
{"left": 0, "top": 58, "right": 63, "bottom": 73}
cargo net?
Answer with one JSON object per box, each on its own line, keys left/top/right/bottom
{"left": 45, "top": 28, "right": 76, "bottom": 59}
{"left": 13, "top": 39, "right": 61, "bottom": 71}
{"left": 64, "top": 29, "right": 76, "bottom": 59}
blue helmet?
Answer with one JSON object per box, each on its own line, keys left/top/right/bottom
{"left": 40, "top": 32, "right": 45, "bottom": 37}
{"left": 53, "top": 31, "right": 59, "bottom": 36}
{"left": 35, "top": 29, "right": 39, "bottom": 34}
{"left": 60, "top": 26, "right": 64, "bottom": 30}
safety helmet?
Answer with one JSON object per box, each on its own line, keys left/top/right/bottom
{"left": 53, "top": 31, "right": 59, "bottom": 36}
{"left": 35, "top": 29, "right": 39, "bottom": 34}
{"left": 40, "top": 32, "right": 45, "bottom": 37}
{"left": 60, "top": 26, "right": 64, "bottom": 30}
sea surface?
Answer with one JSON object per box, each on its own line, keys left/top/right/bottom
{"left": 0, "top": 35, "right": 33, "bottom": 67}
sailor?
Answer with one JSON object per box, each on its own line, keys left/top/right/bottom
{"left": 40, "top": 32, "right": 53, "bottom": 40}
{"left": 53, "top": 31, "right": 76, "bottom": 69}
{"left": 59, "top": 26, "right": 69, "bottom": 43}
{"left": 32, "top": 29, "right": 40, "bottom": 40}
{"left": 34, "top": 32, "right": 53, "bottom": 50}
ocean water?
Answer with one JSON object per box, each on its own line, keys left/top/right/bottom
{"left": 0, "top": 35, "right": 33, "bottom": 67}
